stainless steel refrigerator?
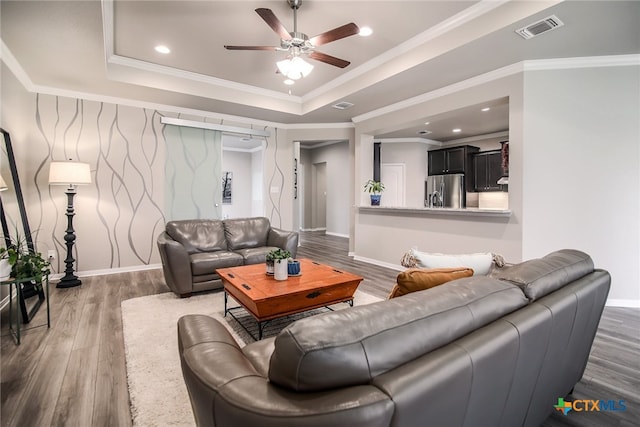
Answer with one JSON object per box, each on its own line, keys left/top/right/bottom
{"left": 425, "top": 174, "right": 464, "bottom": 208}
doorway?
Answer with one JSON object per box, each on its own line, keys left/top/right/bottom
{"left": 380, "top": 163, "right": 406, "bottom": 207}
{"left": 312, "top": 162, "right": 327, "bottom": 230}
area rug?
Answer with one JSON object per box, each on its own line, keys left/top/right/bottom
{"left": 121, "top": 289, "right": 381, "bottom": 427}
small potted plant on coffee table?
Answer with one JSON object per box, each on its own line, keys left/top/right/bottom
{"left": 266, "top": 248, "right": 291, "bottom": 281}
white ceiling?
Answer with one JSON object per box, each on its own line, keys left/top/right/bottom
{"left": 1, "top": 1, "right": 638, "bottom": 143}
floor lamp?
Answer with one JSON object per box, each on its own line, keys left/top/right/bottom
{"left": 48, "top": 161, "right": 92, "bottom": 288}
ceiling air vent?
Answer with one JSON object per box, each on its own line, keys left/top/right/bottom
{"left": 516, "top": 15, "right": 564, "bottom": 40}
{"left": 332, "top": 101, "right": 354, "bottom": 110}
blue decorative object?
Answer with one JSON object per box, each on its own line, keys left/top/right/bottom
{"left": 288, "top": 259, "right": 301, "bottom": 275}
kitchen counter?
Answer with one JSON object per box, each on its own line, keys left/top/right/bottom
{"left": 358, "top": 205, "right": 512, "bottom": 217}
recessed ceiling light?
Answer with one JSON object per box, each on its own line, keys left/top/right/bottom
{"left": 452, "top": 128, "right": 462, "bottom": 133}
{"left": 283, "top": 79, "right": 295, "bottom": 85}
{"left": 424, "top": 121, "right": 430, "bottom": 125}
{"left": 481, "top": 107, "right": 491, "bottom": 112}
{"left": 155, "top": 45, "right": 170, "bottom": 54}
{"left": 359, "top": 27, "right": 373, "bottom": 37}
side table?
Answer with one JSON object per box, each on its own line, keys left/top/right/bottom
{"left": 1, "top": 275, "right": 50, "bottom": 345}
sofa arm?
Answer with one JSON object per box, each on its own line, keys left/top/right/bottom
{"left": 157, "top": 232, "right": 193, "bottom": 297}
{"left": 178, "top": 315, "right": 393, "bottom": 427}
{"left": 267, "top": 228, "right": 299, "bottom": 258}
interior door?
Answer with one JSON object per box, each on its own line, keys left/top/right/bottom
{"left": 380, "top": 163, "right": 405, "bottom": 207}
{"left": 164, "top": 125, "right": 222, "bottom": 220}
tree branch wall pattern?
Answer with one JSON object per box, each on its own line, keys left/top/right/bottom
{"left": 3, "top": 84, "right": 290, "bottom": 274}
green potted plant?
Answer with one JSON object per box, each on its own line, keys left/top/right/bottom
{"left": 0, "top": 241, "right": 50, "bottom": 283}
{"left": 266, "top": 248, "right": 291, "bottom": 280}
{"left": 0, "top": 232, "right": 50, "bottom": 324}
{"left": 363, "top": 179, "right": 385, "bottom": 206}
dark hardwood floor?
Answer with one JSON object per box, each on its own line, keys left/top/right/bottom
{"left": 1, "top": 231, "right": 638, "bottom": 426}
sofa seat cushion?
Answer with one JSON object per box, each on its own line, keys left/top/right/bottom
{"left": 235, "top": 246, "right": 281, "bottom": 265}
{"left": 224, "top": 217, "right": 270, "bottom": 251}
{"left": 492, "top": 249, "right": 594, "bottom": 301}
{"left": 166, "top": 219, "right": 227, "bottom": 254}
{"left": 190, "top": 251, "right": 243, "bottom": 276}
{"left": 268, "top": 277, "right": 528, "bottom": 392}
{"left": 389, "top": 267, "right": 474, "bottom": 298}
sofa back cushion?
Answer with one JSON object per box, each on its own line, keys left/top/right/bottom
{"left": 389, "top": 267, "right": 474, "bottom": 298}
{"left": 223, "top": 217, "right": 270, "bottom": 250}
{"left": 410, "top": 250, "right": 494, "bottom": 276}
{"left": 165, "top": 220, "right": 227, "bottom": 254}
{"left": 492, "top": 249, "right": 594, "bottom": 301}
{"left": 268, "top": 277, "right": 528, "bottom": 392}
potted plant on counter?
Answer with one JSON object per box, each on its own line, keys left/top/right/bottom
{"left": 364, "top": 179, "right": 385, "bottom": 206}
{"left": 266, "top": 248, "right": 291, "bottom": 281}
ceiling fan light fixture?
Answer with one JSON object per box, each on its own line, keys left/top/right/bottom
{"left": 359, "top": 26, "right": 373, "bottom": 37}
{"left": 276, "top": 56, "right": 314, "bottom": 80}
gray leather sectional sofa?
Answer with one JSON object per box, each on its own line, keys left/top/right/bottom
{"left": 157, "top": 217, "right": 298, "bottom": 297}
{"left": 177, "top": 249, "right": 610, "bottom": 426}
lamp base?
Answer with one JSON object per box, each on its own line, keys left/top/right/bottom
{"left": 57, "top": 275, "right": 82, "bottom": 288}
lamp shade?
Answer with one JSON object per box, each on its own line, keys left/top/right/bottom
{"left": 48, "top": 161, "right": 92, "bottom": 185}
{"left": 0, "top": 175, "right": 8, "bottom": 191}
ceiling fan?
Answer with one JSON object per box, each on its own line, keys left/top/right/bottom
{"left": 224, "top": 0, "right": 360, "bottom": 79}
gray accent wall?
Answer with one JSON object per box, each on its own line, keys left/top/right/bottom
{"left": 0, "top": 64, "right": 294, "bottom": 274}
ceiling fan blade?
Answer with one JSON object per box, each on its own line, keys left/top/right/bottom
{"left": 255, "top": 8, "right": 292, "bottom": 41}
{"left": 309, "top": 23, "right": 359, "bottom": 47}
{"left": 308, "top": 51, "right": 351, "bottom": 68}
{"left": 224, "top": 45, "right": 279, "bottom": 51}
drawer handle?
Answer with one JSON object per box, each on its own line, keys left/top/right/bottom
{"left": 306, "top": 291, "right": 321, "bottom": 299}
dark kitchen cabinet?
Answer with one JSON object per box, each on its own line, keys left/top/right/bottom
{"left": 473, "top": 150, "right": 504, "bottom": 192}
{"left": 428, "top": 145, "right": 479, "bottom": 175}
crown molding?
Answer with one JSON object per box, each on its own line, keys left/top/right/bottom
{"left": 352, "top": 54, "right": 640, "bottom": 124}
{"left": 352, "top": 61, "right": 524, "bottom": 124}
{"left": 300, "top": 139, "right": 347, "bottom": 150}
{"left": 286, "top": 122, "right": 354, "bottom": 130}
{"left": 0, "top": 40, "right": 36, "bottom": 92}
{"left": 523, "top": 53, "right": 640, "bottom": 71}
{"left": 223, "top": 146, "right": 264, "bottom": 154}
{"left": 161, "top": 117, "right": 271, "bottom": 137}
{"left": 373, "top": 138, "right": 442, "bottom": 147}
{"left": 302, "top": 0, "right": 509, "bottom": 103}
{"left": 446, "top": 131, "right": 509, "bottom": 145}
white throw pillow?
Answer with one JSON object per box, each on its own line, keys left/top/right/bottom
{"left": 411, "top": 249, "right": 493, "bottom": 276}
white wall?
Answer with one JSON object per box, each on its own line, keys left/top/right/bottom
{"left": 251, "top": 148, "right": 264, "bottom": 217}
{"left": 522, "top": 65, "right": 640, "bottom": 305}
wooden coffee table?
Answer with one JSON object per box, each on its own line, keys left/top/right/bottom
{"left": 217, "top": 258, "right": 363, "bottom": 340}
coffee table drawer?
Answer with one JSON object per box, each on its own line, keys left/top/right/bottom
{"left": 252, "top": 281, "right": 360, "bottom": 319}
